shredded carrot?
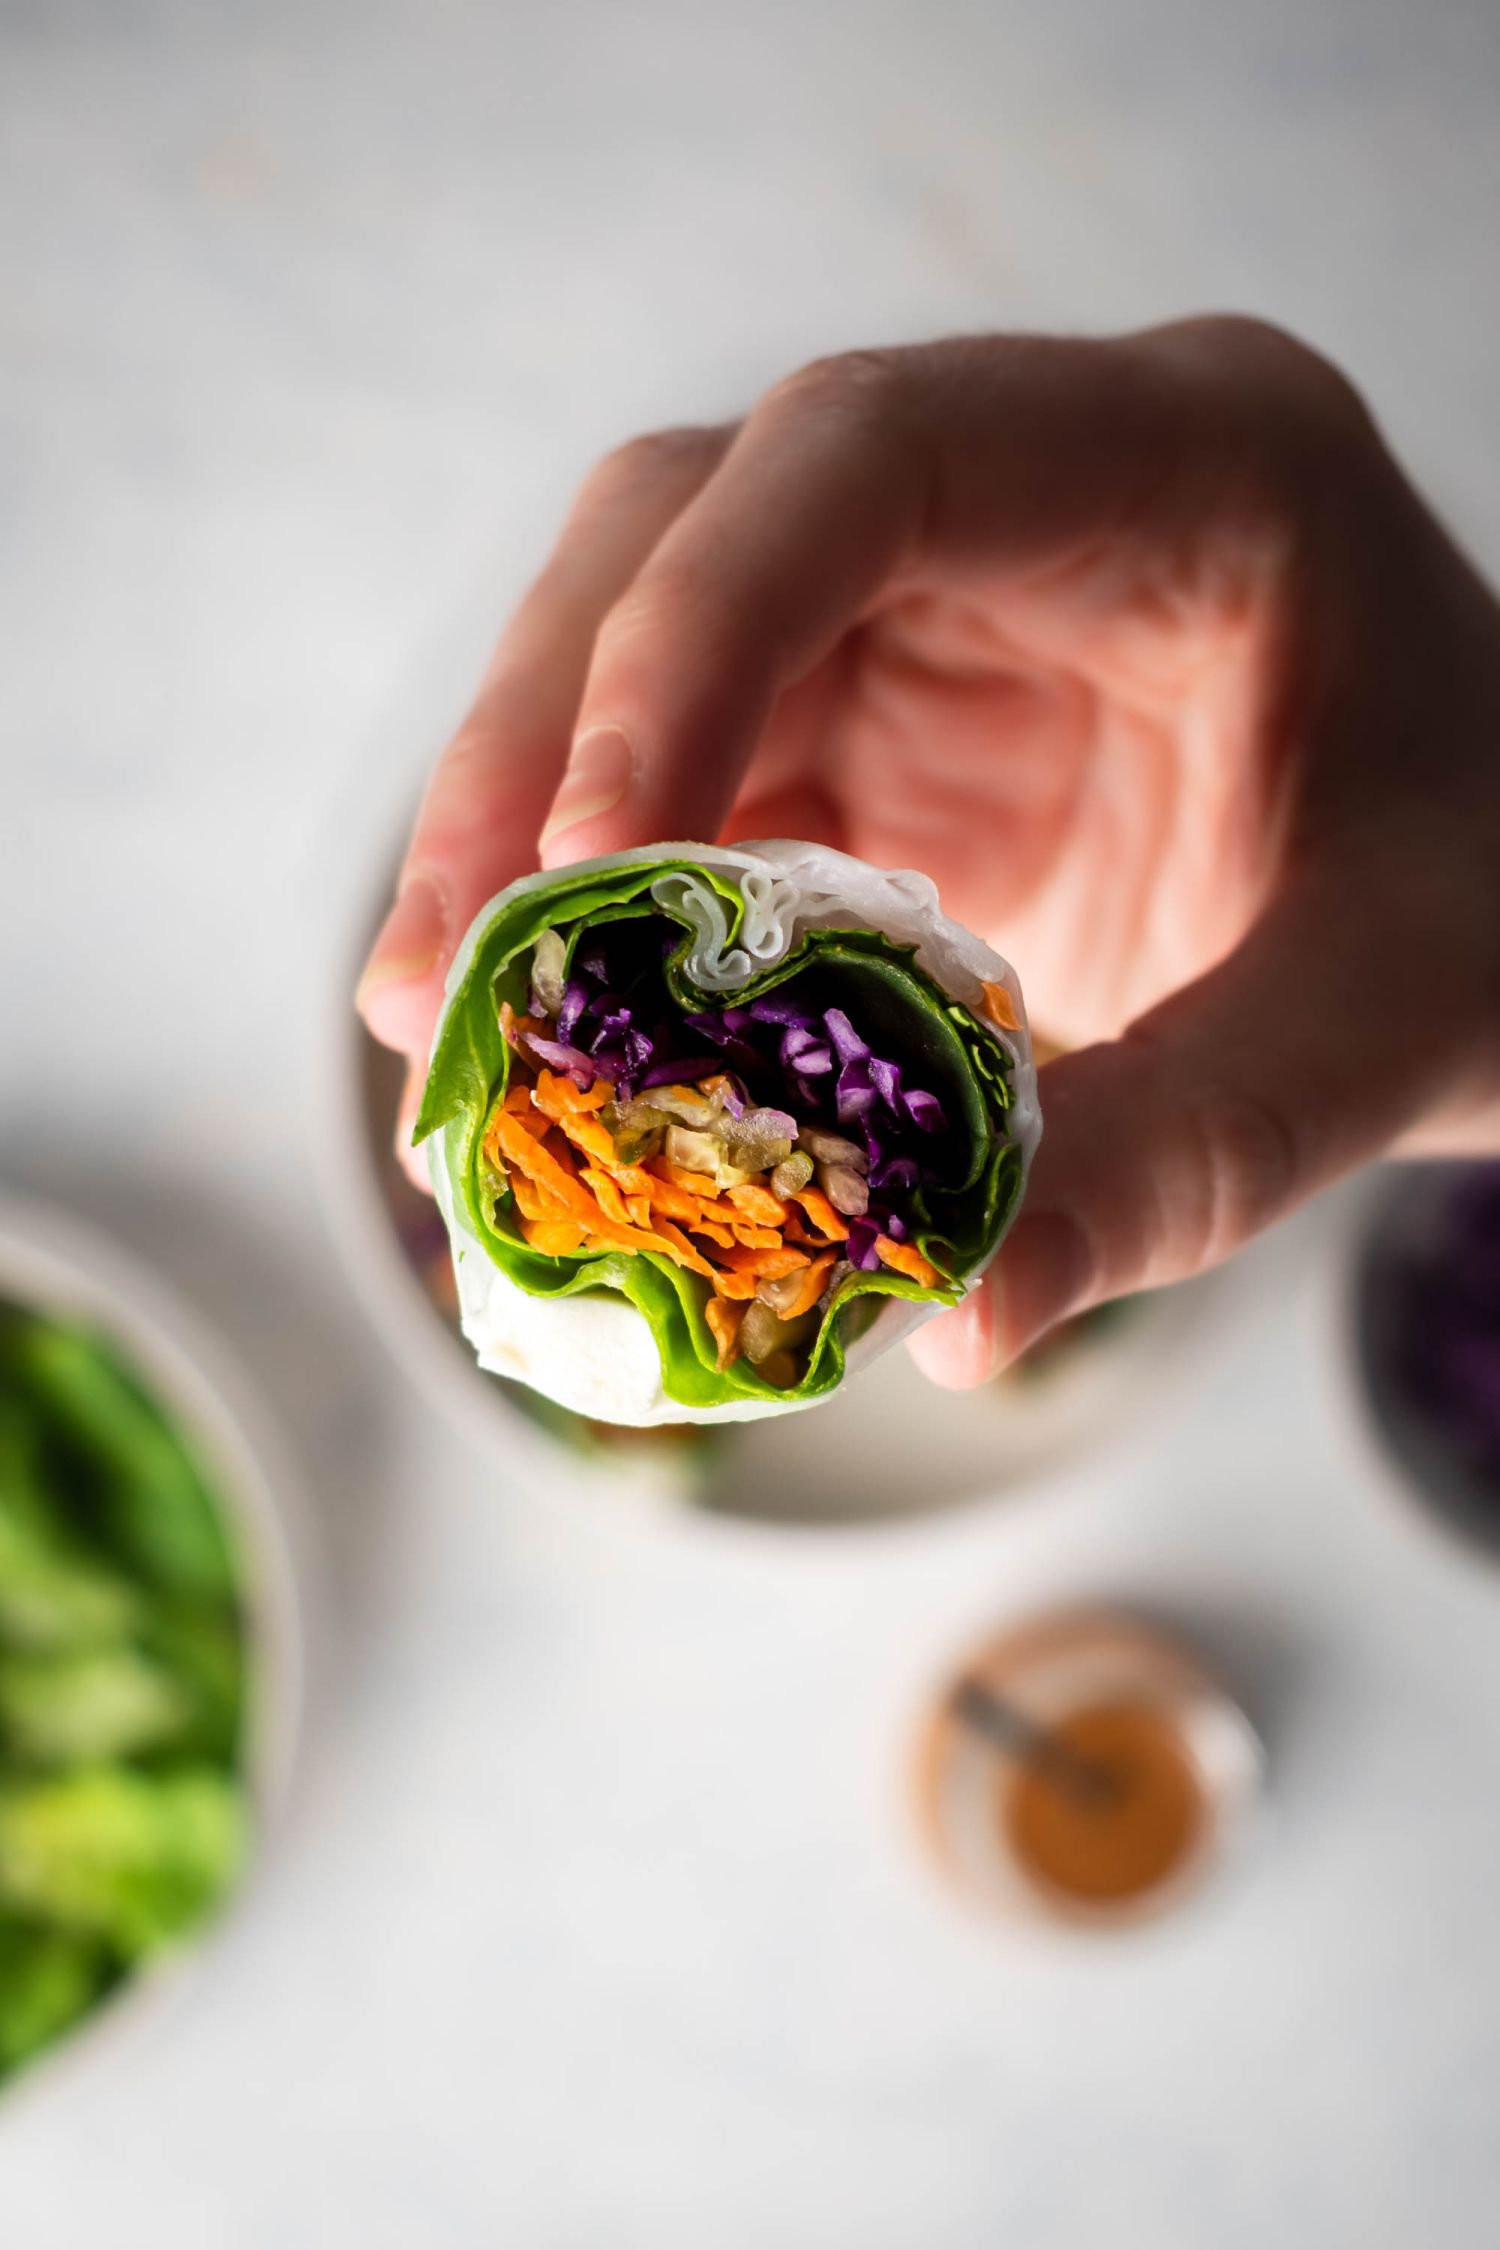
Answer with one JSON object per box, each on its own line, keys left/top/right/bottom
{"left": 726, "top": 1182, "right": 789, "bottom": 1227}
{"left": 532, "top": 1068, "right": 609, "bottom": 1117}
{"left": 499, "top": 1001, "right": 546, "bottom": 1048}
{"left": 707, "top": 1270, "right": 761, "bottom": 1301}
{"left": 487, "top": 1038, "right": 929, "bottom": 1351}
{"left": 728, "top": 1222, "right": 783, "bottom": 1253}
{"left": 638, "top": 1172, "right": 708, "bottom": 1225}
{"left": 705, "top": 1297, "right": 745, "bottom": 1370}
{"left": 493, "top": 1111, "right": 579, "bottom": 1192}
{"left": 521, "top": 1218, "right": 589, "bottom": 1257}
{"left": 875, "top": 1235, "right": 940, "bottom": 1288}
{"left": 646, "top": 1216, "right": 719, "bottom": 1278}
{"left": 552, "top": 1110, "right": 619, "bottom": 1169}
{"left": 768, "top": 1252, "right": 836, "bottom": 1321}
{"left": 714, "top": 1243, "right": 810, "bottom": 1280}
{"left": 506, "top": 1168, "right": 567, "bottom": 1223}
{"left": 580, "top": 1168, "right": 634, "bottom": 1229}
{"left": 791, "top": 1185, "right": 849, "bottom": 1242}
{"left": 656, "top": 1161, "right": 724, "bottom": 1201}
{"left": 980, "top": 980, "right": 1021, "bottom": 1033}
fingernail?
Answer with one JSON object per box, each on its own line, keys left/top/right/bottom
{"left": 357, "top": 871, "right": 447, "bottom": 1000}
{"left": 539, "top": 725, "right": 634, "bottom": 860}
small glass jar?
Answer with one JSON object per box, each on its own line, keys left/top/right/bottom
{"left": 912, "top": 1610, "right": 1264, "bottom": 1930}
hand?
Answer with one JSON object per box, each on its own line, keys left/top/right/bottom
{"left": 357, "top": 317, "right": 1500, "bottom": 1382}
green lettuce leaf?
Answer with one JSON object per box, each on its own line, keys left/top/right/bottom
{"left": 419, "top": 859, "right": 1023, "bottom": 1412}
{"left": 0, "top": 1766, "right": 246, "bottom": 1960}
{"left": 0, "top": 1917, "right": 111, "bottom": 2078}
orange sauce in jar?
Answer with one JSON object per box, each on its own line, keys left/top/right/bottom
{"left": 1001, "top": 1702, "right": 1204, "bottom": 1906}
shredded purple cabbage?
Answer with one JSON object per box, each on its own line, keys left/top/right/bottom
{"left": 518, "top": 1030, "right": 597, "bottom": 1088}
{"left": 824, "top": 1009, "right": 868, "bottom": 1066}
{"left": 1390, "top": 1165, "right": 1500, "bottom": 1484}
{"left": 516, "top": 919, "right": 957, "bottom": 1275}
{"left": 638, "top": 1054, "right": 729, "bottom": 1090}
{"left": 750, "top": 996, "right": 816, "bottom": 1029}
{"left": 905, "top": 1087, "right": 945, "bottom": 1134}
{"left": 557, "top": 980, "right": 590, "bottom": 1042}
{"left": 870, "top": 1055, "right": 903, "bottom": 1112}
{"left": 847, "top": 1217, "right": 883, "bottom": 1271}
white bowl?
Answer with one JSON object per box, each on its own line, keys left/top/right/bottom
{"left": 325, "top": 842, "right": 1235, "bottom": 1526}
{"left": 0, "top": 1192, "right": 308, "bottom": 2102}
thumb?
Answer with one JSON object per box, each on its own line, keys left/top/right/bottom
{"left": 910, "top": 853, "right": 1485, "bottom": 1386}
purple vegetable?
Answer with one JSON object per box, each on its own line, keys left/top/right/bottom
{"left": 1392, "top": 1166, "right": 1500, "bottom": 1479}
{"left": 590, "top": 1043, "right": 629, "bottom": 1083}
{"left": 639, "top": 1054, "right": 728, "bottom": 1089}
{"left": 904, "top": 1087, "right": 945, "bottom": 1135}
{"left": 751, "top": 996, "right": 817, "bottom": 1029}
{"left": 836, "top": 1054, "right": 876, "bottom": 1126}
{"left": 873, "top": 1156, "right": 923, "bottom": 1194}
{"left": 823, "top": 1008, "right": 869, "bottom": 1066}
{"left": 518, "top": 1032, "right": 597, "bottom": 1089}
{"left": 557, "top": 980, "right": 590, "bottom": 1042}
{"left": 511, "top": 921, "right": 949, "bottom": 1293}
{"left": 846, "top": 1217, "right": 883, "bottom": 1271}
{"left": 869, "top": 1055, "right": 903, "bottom": 1113}
{"left": 682, "top": 1012, "right": 763, "bottom": 1073}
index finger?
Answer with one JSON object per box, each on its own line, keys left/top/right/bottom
{"left": 538, "top": 319, "right": 1344, "bottom": 864}
{"left": 357, "top": 424, "right": 731, "bottom": 1066}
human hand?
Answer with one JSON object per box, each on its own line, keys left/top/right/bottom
{"left": 357, "top": 317, "right": 1500, "bottom": 1382}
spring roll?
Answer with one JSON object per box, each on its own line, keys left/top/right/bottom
{"left": 416, "top": 841, "right": 1040, "bottom": 1424}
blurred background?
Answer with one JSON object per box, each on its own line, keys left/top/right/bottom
{"left": 5, "top": 1, "right": 1500, "bottom": 2242}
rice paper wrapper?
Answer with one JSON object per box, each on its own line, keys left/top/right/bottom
{"left": 424, "top": 840, "right": 1040, "bottom": 1426}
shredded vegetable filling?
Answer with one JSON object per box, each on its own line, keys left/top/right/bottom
{"left": 481, "top": 919, "right": 951, "bottom": 1386}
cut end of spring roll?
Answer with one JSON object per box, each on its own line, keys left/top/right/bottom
{"left": 415, "top": 841, "right": 1040, "bottom": 1425}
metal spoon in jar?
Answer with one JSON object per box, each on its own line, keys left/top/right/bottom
{"left": 950, "top": 1676, "right": 1118, "bottom": 1807}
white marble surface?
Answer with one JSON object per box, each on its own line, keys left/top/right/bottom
{"left": 5, "top": 2, "right": 1500, "bottom": 2242}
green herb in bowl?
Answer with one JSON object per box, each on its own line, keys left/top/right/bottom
{"left": 0, "top": 1305, "right": 251, "bottom": 2085}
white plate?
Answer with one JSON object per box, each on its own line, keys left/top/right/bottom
{"left": 0, "top": 1193, "right": 308, "bottom": 2104}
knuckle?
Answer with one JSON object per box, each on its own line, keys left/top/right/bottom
{"left": 1117, "top": 1024, "right": 1304, "bottom": 1282}
{"left": 1170, "top": 313, "right": 1382, "bottom": 484}
{"left": 597, "top": 544, "right": 724, "bottom": 656}
{"left": 583, "top": 422, "right": 725, "bottom": 500}
{"left": 763, "top": 346, "right": 915, "bottom": 429}
{"left": 1182, "top": 1077, "right": 1303, "bottom": 1270}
